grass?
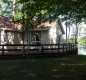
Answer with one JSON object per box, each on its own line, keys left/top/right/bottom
{"left": 0, "top": 55, "right": 86, "bottom": 80}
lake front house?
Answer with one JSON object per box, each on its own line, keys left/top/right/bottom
{"left": 0, "top": 16, "right": 65, "bottom": 54}
{"left": 0, "top": 16, "right": 65, "bottom": 46}
{"left": 24, "top": 18, "right": 65, "bottom": 45}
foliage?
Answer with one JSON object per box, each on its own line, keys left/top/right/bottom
{"left": 18, "top": 0, "right": 86, "bottom": 22}
{"left": 61, "top": 38, "right": 75, "bottom": 43}
{"left": 1, "top": 0, "right": 86, "bottom": 30}
{"left": 0, "top": 0, "right": 13, "bottom": 16}
{"left": 12, "top": 0, "right": 23, "bottom": 20}
{"left": 78, "top": 37, "right": 86, "bottom": 48}
{"left": 13, "top": 0, "right": 86, "bottom": 31}
{"left": 69, "top": 38, "right": 75, "bottom": 43}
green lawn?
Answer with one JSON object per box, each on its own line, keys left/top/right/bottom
{"left": 0, "top": 55, "right": 86, "bottom": 80}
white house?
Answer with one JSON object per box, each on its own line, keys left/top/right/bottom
{"left": 0, "top": 16, "right": 64, "bottom": 46}
{"left": 24, "top": 18, "right": 65, "bottom": 45}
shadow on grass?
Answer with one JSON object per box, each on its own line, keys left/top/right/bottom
{"left": 0, "top": 55, "right": 86, "bottom": 80}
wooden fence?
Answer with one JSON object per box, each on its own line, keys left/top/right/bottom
{"left": 0, "top": 43, "right": 78, "bottom": 56}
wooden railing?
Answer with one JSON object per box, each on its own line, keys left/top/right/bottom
{"left": 0, "top": 43, "right": 78, "bottom": 55}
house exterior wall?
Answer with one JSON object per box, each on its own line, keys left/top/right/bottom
{"left": 48, "top": 19, "right": 63, "bottom": 44}
{"left": 24, "top": 31, "right": 50, "bottom": 44}
{"left": 41, "top": 31, "right": 50, "bottom": 44}
{"left": 24, "top": 32, "right": 30, "bottom": 44}
{"left": 0, "top": 29, "right": 23, "bottom": 44}
{"left": 6, "top": 32, "right": 23, "bottom": 49}
{"left": 0, "top": 29, "right": 23, "bottom": 49}
{"left": 24, "top": 19, "right": 64, "bottom": 45}
{"left": 0, "top": 29, "right": 6, "bottom": 44}
{"left": 7, "top": 32, "right": 23, "bottom": 44}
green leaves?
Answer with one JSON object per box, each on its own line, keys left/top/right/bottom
{"left": 78, "top": 37, "right": 86, "bottom": 49}
{"left": 14, "top": 0, "right": 86, "bottom": 30}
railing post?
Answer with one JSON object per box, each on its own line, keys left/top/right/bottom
{"left": 71, "top": 43, "right": 73, "bottom": 50}
{"left": 63, "top": 44, "right": 64, "bottom": 52}
{"left": 58, "top": 44, "right": 59, "bottom": 53}
{"left": 73, "top": 43, "right": 74, "bottom": 49}
{"left": 69, "top": 43, "right": 70, "bottom": 50}
{"left": 74, "top": 43, "right": 75, "bottom": 49}
{"left": 75, "top": 43, "right": 77, "bottom": 49}
{"left": 41, "top": 45, "right": 43, "bottom": 54}
{"left": 2, "top": 45, "right": 4, "bottom": 56}
{"left": 23, "top": 44, "right": 25, "bottom": 58}
{"left": 70, "top": 43, "right": 72, "bottom": 50}
{"left": 66, "top": 44, "right": 67, "bottom": 52}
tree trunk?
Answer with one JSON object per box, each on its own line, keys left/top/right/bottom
{"left": 13, "top": 0, "right": 16, "bottom": 17}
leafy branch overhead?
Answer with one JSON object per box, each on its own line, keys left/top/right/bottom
{"left": 1, "top": 0, "right": 86, "bottom": 29}
{"left": 18, "top": 0, "right": 86, "bottom": 22}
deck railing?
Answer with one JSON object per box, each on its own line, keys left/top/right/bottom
{"left": 0, "top": 43, "right": 78, "bottom": 55}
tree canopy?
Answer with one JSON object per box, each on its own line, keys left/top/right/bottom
{"left": 18, "top": 0, "right": 86, "bottom": 22}
{"left": 1, "top": 0, "right": 86, "bottom": 29}
{"left": 2, "top": 0, "right": 86, "bottom": 22}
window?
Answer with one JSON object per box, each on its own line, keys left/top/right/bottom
{"left": 31, "top": 32, "right": 41, "bottom": 45}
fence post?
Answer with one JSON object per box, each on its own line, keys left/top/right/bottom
{"left": 66, "top": 44, "right": 67, "bottom": 52}
{"left": 41, "top": 45, "right": 43, "bottom": 54}
{"left": 70, "top": 43, "right": 72, "bottom": 50}
{"left": 71, "top": 43, "right": 72, "bottom": 50}
{"left": 2, "top": 45, "right": 4, "bottom": 55}
{"left": 73, "top": 43, "right": 74, "bottom": 49}
{"left": 23, "top": 45, "right": 25, "bottom": 58}
{"left": 58, "top": 44, "right": 59, "bottom": 53}
{"left": 63, "top": 44, "right": 64, "bottom": 52}
{"left": 69, "top": 43, "right": 70, "bottom": 50}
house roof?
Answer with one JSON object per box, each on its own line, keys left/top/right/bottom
{"left": 0, "top": 16, "right": 22, "bottom": 32}
{"left": 0, "top": 16, "right": 15, "bottom": 29}
{"left": 58, "top": 18, "right": 65, "bottom": 34}
{"left": 0, "top": 16, "right": 65, "bottom": 34}
{"left": 30, "top": 17, "right": 65, "bottom": 34}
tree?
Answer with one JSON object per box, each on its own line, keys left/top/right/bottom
{"left": 2, "top": 0, "right": 86, "bottom": 26}
{"left": 9, "top": 0, "right": 85, "bottom": 36}
{"left": 2, "top": 0, "right": 86, "bottom": 43}
{"left": 0, "top": 0, "right": 13, "bottom": 16}
{"left": 17, "top": 0, "right": 86, "bottom": 21}
{"left": 2, "top": 0, "right": 86, "bottom": 21}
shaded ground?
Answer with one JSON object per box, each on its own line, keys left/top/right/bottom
{"left": 0, "top": 55, "right": 86, "bottom": 80}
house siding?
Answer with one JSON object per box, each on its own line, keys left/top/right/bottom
{"left": 24, "top": 32, "right": 30, "bottom": 44}
{"left": 41, "top": 31, "right": 49, "bottom": 44}
{"left": 48, "top": 19, "right": 62, "bottom": 44}
{"left": 24, "top": 19, "right": 64, "bottom": 45}
{"left": 1, "top": 31, "right": 23, "bottom": 49}
{"left": 7, "top": 32, "right": 23, "bottom": 44}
